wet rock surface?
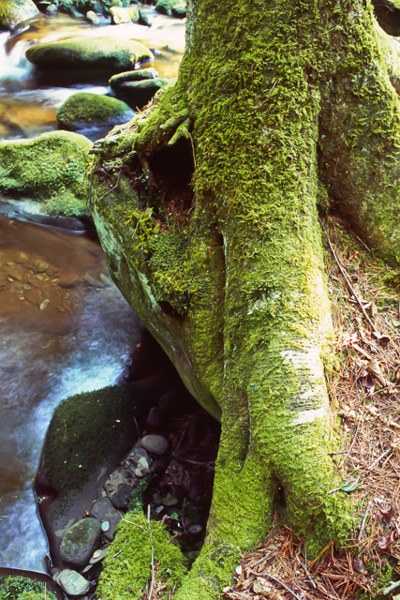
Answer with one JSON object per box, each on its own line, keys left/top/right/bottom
{"left": 59, "top": 518, "right": 101, "bottom": 568}
{"left": 57, "top": 569, "right": 90, "bottom": 596}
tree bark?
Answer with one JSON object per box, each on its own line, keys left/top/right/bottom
{"left": 88, "top": 0, "right": 400, "bottom": 597}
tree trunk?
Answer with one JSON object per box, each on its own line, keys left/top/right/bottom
{"left": 88, "top": 0, "right": 400, "bottom": 597}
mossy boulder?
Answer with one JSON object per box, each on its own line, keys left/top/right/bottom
{"left": 96, "top": 510, "right": 187, "bottom": 599}
{"left": 113, "top": 78, "right": 169, "bottom": 109}
{"left": 25, "top": 35, "right": 153, "bottom": 76}
{"left": 155, "top": 0, "right": 185, "bottom": 16}
{"left": 0, "top": 130, "right": 92, "bottom": 216}
{"left": 38, "top": 383, "right": 153, "bottom": 496}
{"left": 109, "top": 67, "right": 159, "bottom": 91}
{"left": 0, "top": 0, "right": 39, "bottom": 31}
{"left": 56, "top": 92, "right": 134, "bottom": 132}
{"left": 59, "top": 518, "right": 101, "bottom": 568}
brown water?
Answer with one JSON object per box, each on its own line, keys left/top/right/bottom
{"left": 0, "top": 10, "right": 185, "bottom": 570}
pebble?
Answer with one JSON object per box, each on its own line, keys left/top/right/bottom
{"left": 134, "top": 455, "right": 152, "bottom": 478}
{"left": 58, "top": 569, "right": 90, "bottom": 596}
{"left": 101, "top": 520, "right": 110, "bottom": 532}
{"left": 140, "top": 434, "right": 168, "bottom": 455}
{"left": 89, "top": 548, "right": 107, "bottom": 564}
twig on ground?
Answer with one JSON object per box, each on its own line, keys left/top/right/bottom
{"left": 147, "top": 504, "right": 155, "bottom": 600}
{"left": 320, "top": 219, "right": 376, "bottom": 330}
{"left": 358, "top": 501, "right": 372, "bottom": 541}
{"left": 250, "top": 570, "right": 304, "bottom": 600}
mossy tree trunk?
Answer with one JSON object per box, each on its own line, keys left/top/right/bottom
{"left": 89, "top": 0, "right": 400, "bottom": 597}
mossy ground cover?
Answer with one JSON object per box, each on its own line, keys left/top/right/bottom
{"left": 0, "top": 576, "right": 56, "bottom": 600}
{"left": 96, "top": 509, "right": 188, "bottom": 600}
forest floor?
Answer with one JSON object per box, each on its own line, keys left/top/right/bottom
{"left": 221, "top": 215, "right": 400, "bottom": 600}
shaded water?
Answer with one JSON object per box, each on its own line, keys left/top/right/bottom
{"left": 0, "top": 10, "right": 185, "bottom": 570}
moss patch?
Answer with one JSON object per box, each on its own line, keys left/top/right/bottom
{"left": 38, "top": 383, "right": 151, "bottom": 494}
{"left": 0, "top": 576, "right": 56, "bottom": 600}
{"left": 26, "top": 36, "right": 153, "bottom": 74}
{"left": 56, "top": 93, "right": 133, "bottom": 132}
{"left": 96, "top": 510, "right": 187, "bottom": 600}
{"left": 0, "top": 130, "right": 92, "bottom": 216}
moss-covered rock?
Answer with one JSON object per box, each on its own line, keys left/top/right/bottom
{"left": 113, "top": 78, "right": 169, "bottom": 109}
{"left": 0, "top": 575, "right": 57, "bottom": 600}
{"left": 155, "top": 0, "right": 185, "bottom": 17}
{"left": 96, "top": 510, "right": 187, "bottom": 599}
{"left": 0, "top": 0, "right": 38, "bottom": 31}
{"left": 0, "top": 130, "right": 92, "bottom": 216}
{"left": 59, "top": 517, "right": 101, "bottom": 568}
{"left": 109, "top": 68, "right": 159, "bottom": 92}
{"left": 25, "top": 35, "right": 153, "bottom": 76}
{"left": 56, "top": 92, "right": 134, "bottom": 132}
{"left": 38, "top": 383, "right": 153, "bottom": 495}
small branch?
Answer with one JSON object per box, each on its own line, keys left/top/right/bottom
{"left": 368, "top": 447, "right": 392, "bottom": 471}
{"left": 296, "top": 555, "right": 317, "bottom": 589}
{"left": 147, "top": 504, "right": 155, "bottom": 600}
{"left": 250, "top": 570, "right": 304, "bottom": 600}
{"left": 358, "top": 501, "right": 372, "bottom": 541}
{"left": 319, "top": 219, "right": 376, "bottom": 330}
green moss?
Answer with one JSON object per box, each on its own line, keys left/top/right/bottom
{"left": 0, "top": 576, "right": 56, "bottom": 600}
{"left": 0, "top": 0, "right": 38, "bottom": 30}
{"left": 87, "top": 0, "right": 400, "bottom": 596}
{"left": 26, "top": 37, "right": 153, "bottom": 72}
{"left": 56, "top": 93, "right": 133, "bottom": 131}
{"left": 0, "top": 131, "right": 92, "bottom": 216}
{"left": 96, "top": 510, "right": 187, "bottom": 599}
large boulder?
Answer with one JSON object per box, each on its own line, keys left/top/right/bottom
{"left": 0, "top": 0, "right": 39, "bottom": 31}
{"left": 25, "top": 35, "right": 153, "bottom": 77}
{"left": 0, "top": 130, "right": 92, "bottom": 216}
{"left": 56, "top": 92, "right": 134, "bottom": 132}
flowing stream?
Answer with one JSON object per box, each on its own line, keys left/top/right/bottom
{"left": 0, "top": 10, "right": 184, "bottom": 571}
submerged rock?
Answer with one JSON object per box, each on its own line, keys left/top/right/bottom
{"left": 0, "top": 0, "right": 38, "bottom": 31}
{"left": 56, "top": 92, "right": 134, "bottom": 132}
{"left": 0, "top": 131, "right": 92, "bottom": 216}
{"left": 25, "top": 35, "right": 153, "bottom": 76}
{"left": 60, "top": 517, "right": 101, "bottom": 568}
